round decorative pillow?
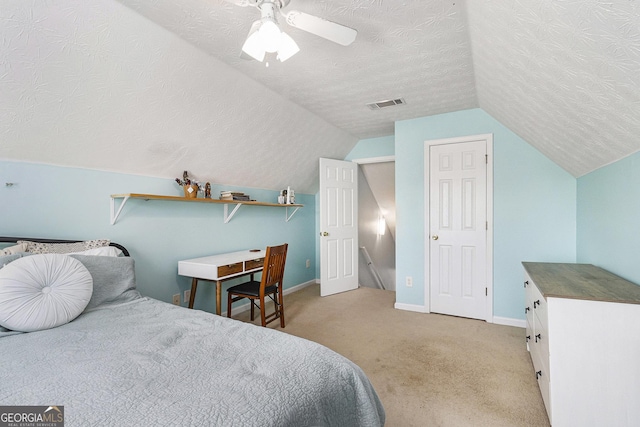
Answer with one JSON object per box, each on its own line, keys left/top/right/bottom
{"left": 0, "top": 254, "right": 93, "bottom": 332}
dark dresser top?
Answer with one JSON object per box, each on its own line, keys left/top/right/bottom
{"left": 522, "top": 262, "right": 640, "bottom": 305}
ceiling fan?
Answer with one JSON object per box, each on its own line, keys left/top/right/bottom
{"left": 225, "top": 0, "right": 357, "bottom": 63}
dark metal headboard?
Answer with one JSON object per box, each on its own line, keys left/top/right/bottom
{"left": 0, "top": 237, "right": 130, "bottom": 257}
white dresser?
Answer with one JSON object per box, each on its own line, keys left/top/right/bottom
{"left": 523, "top": 262, "right": 640, "bottom": 426}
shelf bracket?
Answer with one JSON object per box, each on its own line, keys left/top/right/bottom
{"left": 110, "top": 195, "right": 130, "bottom": 225}
{"left": 223, "top": 203, "right": 243, "bottom": 224}
{"left": 285, "top": 206, "right": 301, "bottom": 222}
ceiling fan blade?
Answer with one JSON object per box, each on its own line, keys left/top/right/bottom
{"left": 223, "top": 0, "right": 255, "bottom": 7}
{"left": 283, "top": 11, "right": 357, "bottom": 46}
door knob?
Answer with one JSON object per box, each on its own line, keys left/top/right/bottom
{"left": 320, "top": 232, "right": 329, "bottom": 236}
{"left": 432, "top": 235, "right": 439, "bottom": 240}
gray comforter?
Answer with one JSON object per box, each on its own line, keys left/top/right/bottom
{"left": 0, "top": 297, "right": 385, "bottom": 426}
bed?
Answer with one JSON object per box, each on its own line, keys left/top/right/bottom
{"left": 0, "top": 237, "right": 385, "bottom": 426}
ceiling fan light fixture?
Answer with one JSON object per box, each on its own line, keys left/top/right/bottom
{"left": 242, "top": 20, "right": 266, "bottom": 61}
{"left": 242, "top": 17, "right": 299, "bottom": 63}
{"left": 232, "top": 0, "right": 357, "bottom": 64}
{"left": 276, "top": 31, "right": 299, "bottom": 62}
{"left": 258, "top": 18, "right": 281, "bottom": 53}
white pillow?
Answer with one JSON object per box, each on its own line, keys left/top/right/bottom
{"left": 0, "top": 254, "right": 93, "bottom": 332}
{"left": 68, "top": 246, "right": 123, "bottom": 257}
{"left": 17, "top": 239, "right": 110, "bottom": 254}
{"left": 0, "top": 243, "right": 27, "bottom": 256}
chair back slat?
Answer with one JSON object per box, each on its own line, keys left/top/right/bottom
{"left": 261, "top": 244, "right": 288, "bottom": 293}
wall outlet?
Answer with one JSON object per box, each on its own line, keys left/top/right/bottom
{"left": 172, "top": 294, "right": 181, "bottom": 305}
{"left": 306, "top": 259, "right": 311, "bottom": 268}
{"left": 184, "top": 290, "right": 191, "bottom": 304}
{"left": 405, "top": 276, "right": 413, "bottom": 287}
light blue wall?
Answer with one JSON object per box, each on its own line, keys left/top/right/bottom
{"left": 4, "top": 107, "right": 581, "bottom": 322}
{"left": 0, "top": 161, "right": 316, "bottom": 313}
{"left": 577, "top": 151, "right": 640, "bottom": 285}
{"left": 394, "top": 108, "right": 577, "bottom": 320}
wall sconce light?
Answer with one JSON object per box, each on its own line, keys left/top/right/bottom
{"left": 377, "top": 216, "right": 386, "bottom": 236}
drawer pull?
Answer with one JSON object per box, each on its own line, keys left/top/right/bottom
{"left": 533, "top": 300, "right": 540, "bottom": 308}
{"left": 525, "top": 307, "right": 530, "bottom": 313}
{"left": 536, "top": 371, "right": 542, "bottom": 380}
{"left": 535, "top": 333, "right": 541, "bottom": 343}
{"left": 524, "top": 280, "right": 529, "bottom": 288}
{"left": 526, "top": 335, "right": 531, "bottom": 342}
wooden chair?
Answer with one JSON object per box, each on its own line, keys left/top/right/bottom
{"left": 227, "top": 243, "right": 288, "bottom": 328}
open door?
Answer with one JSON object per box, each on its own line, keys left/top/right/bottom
{"left": 319, "top": 158, "right": 358, "bottom": 297}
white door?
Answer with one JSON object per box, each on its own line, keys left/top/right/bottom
{"left": 319, "top": 158, "right": 358, "bottom": 297}
{"left": 429, "top": 140, "right": 487, "bottom": 320}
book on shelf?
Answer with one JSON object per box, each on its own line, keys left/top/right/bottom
{"left": 219, "top": 191, "right": 251, "bottom": 201}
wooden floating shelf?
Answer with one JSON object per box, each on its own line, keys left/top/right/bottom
{"left": 110, "top": 193, "right": 303, "bottom": 225}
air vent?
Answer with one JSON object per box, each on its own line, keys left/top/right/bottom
{"left": 366, "top": 98, "right": 406, "bottom": 110}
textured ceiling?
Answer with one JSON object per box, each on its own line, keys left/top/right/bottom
{"left": 1, "top": 0, "right": 639, "bottom": 195}
{"left": 467, "top": 0, "right": 640, "bottom": 177}
{"left": 115, "top": 0, "right": 478, "bottom": 139}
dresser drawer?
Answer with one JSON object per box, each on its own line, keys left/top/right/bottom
{"left": 533, "top": 313, "right": 550, "bottom": 377}
{"left": 245, "top": 258, "right": 264, "bottom": 271}
{"left": 531, "top": 335, "right": 552, "bottom": 424}
{"left": 524, "top": 273, "right": 535, "bottom": 330}
{"left": 525, "top": 297, "right": 534, "bottom": 329}
{"left": 217, "top": 262, "right": 243, "bottom": 277}
{"left": 524, "top": 273, "right": 534, "bottom": 350}
{"left": 533, "top": 355, "right": 552, "bottom": 424}
{"left": 530, "top": 281, "right": 548, "bottom": 327}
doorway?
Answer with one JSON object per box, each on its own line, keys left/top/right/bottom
{"left": 318, "top": 158, "right": 359, "bottom": 297}
{"left": 354, "top": 156, "right": 396, "bottom": 291}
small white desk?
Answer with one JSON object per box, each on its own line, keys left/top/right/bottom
{"left": 178, "top": 250, "right": 266, "bottom": 315}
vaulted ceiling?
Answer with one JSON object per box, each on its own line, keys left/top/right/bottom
{"left": 1, "top": 0, "right": 639, "bottom": 193}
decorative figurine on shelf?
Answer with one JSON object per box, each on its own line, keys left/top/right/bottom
{"left": 175, "top": 170, "right": 199, "bottom": 199}
{"left": 205, "top": 182, "right": 211, "bottom": 199}
{"left": 279, "top": 186, "right": 295, "bottom": 204}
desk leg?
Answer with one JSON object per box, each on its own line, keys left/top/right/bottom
{"left": 188, "top": 278, "right": 197, "bottom": 309}
{"left": 216, "top": 280, "right": 222, "bottom": 315}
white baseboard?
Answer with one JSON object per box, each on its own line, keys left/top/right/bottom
{"left": 391, "top": 305, "right": 526, "bottom": 328}
{"left": 283, "top": 279, "right": 316, "bottom": 296}
{"left": 394, "top": 302, "right": 429, "bottom": 313}
{"left": 223, "top": 279, "right": 316, "bottom": 317}
{"left": 493, "top": 316, "right": 526, "bottom": 328}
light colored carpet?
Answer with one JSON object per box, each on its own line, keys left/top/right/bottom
{"left": 234, "top": 285, "right": 550, "bottom": 427}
